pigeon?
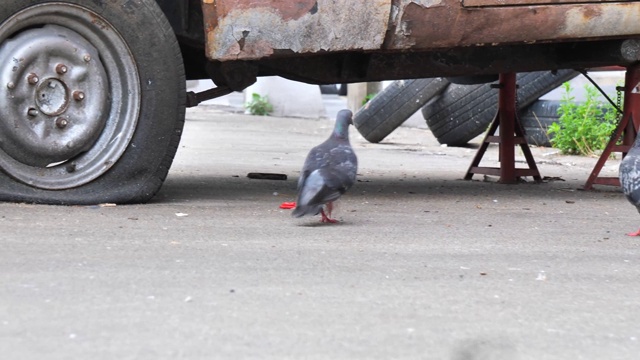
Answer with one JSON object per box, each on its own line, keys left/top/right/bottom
{"left": 619, "top": 134, "right": 640, "bottom": 236}
{"left": 292, "top": 109, "right": 358, "bottom": 223}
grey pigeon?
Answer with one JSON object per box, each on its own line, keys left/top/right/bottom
{"left": 619, "top": 135, "right": 640, "bottom": 236}
{"left": 292, "top": 109, "right": 358, "bottom": 223}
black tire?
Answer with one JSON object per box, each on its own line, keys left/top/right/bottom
{"left": 519, "top": 100, "right": 562, "bottom": 147}
{"left": 353, "top": 78, "right": 450, "bottom": 143}
{"left": 0, "top": 0, "right": 185, "bottom": 204}
{"left": 337, "top": 84, "right": 348, "bottom": 96}
{"left": 422, "top": 70, "right": 578, "bottom": 146}
{"left": 320, "top": 84, "right": 338, "bottom": 95}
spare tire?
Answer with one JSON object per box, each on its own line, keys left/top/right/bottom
{"left": 519, "top": 100, "right": 562, "bottom": 147}
{"left": 422, "top": 70, "right": 579, "bottom": 146}
{"left": 353, "top": 78, "right": 449, "bottom": 143}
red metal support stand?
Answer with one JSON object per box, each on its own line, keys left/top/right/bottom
{"left": 584, "top": 64, "right": 640, "bottom": 190}
{"left": 465, "top": 73, "right": 542, "bottom": 183}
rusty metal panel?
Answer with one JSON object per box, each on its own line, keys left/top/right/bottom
{"left": 203, "top": 0, "right": 640, "bottom": 61}
{"left": 463, "top": 0, "right": 620, "bottom": 8}
{"left": 203, "top": 0, "right": 392, "bottom": 61}
{"left": 387, "top": 0, "right": 640, "bottom": 49}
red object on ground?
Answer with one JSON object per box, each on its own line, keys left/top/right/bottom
{"left": 627, "top": 229, "right": 640, "bottom": 237}
{"left": 280, "top": 202, "right": 296, "bottom": 209}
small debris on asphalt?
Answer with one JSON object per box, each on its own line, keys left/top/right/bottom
{"left": 184, "top": 296, "right": 193, "bottom": 302}
{"left": 247, "top": 172, "right": 287, "bottom": 180}
{"left": 565, "top": 200, "right": 575, "bottom": 204}
{"left": 543, "top": 176, "right": 565, "bottom": 182}
{"left": 99, "top": 203, "right": 117, "bottom": 207}
{"left": 175, "top": 213, "right": 189, "bottom": 217}
{"left": 480, "top": 272, "right": 487, "bottom": 276}
{"left": 280, "top": 202, "right": 296, "bottom": 209}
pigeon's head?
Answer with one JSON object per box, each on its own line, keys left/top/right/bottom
{"left": 333, "top": 109, "right": 353, "bottom": 139}
{"left": 337, "top": 109, "right": 354, "bottom": 125}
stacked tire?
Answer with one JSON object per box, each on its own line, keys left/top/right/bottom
{"left": 353, "top": 70, "right": 578, "bottom": 146}
{"left": 423, "top": 70, "right": 578, "bottom": 146}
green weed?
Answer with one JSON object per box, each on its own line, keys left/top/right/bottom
{"left": 245, "top": 93, "right": 273, "bottom": 116}
{"left": 547, "top": 82, "right": 619, "bottom": 156}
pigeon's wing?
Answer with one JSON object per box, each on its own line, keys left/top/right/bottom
{"left": 328, "top": 144, "right": 358, "bottom": 188}
{"left": 620, "top": 155, "right": 640, "bottom": 207}
{"left": 297, "top": 169, "right": 344, "bottom": 206}
{"left": 297, "top": 143, "right": 329, "bottom": 190}
{"left": 292, "top": 169, "right": 335, "bottom": 218}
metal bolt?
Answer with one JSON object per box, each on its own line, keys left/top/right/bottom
{"left": 7, "top": 81, "right": 15, "bottom": 89}
{"left": 83, "top": 54, "right": 91, "bottom": 62}
{"left": 27, "top": 108, "right": 39, "bottom": 117}
{"left": 73, "top": 91, "right": 85, "bottom": 101}
{"left": 55, "top": 117, "right": 69, "bottom": 129}
{"left": 27, "top": 73, "right": 39, "bottom": 85}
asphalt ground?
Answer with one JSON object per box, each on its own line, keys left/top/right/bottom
{"left": 1, "top": 107, "right": 639, "bottom": 359}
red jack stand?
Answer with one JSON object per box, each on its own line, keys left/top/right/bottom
{"left": 465, "top": 73, "right": 542, "bottom": 183}
{"left": 584, "top": 64, "right": 640, "bottom": 190}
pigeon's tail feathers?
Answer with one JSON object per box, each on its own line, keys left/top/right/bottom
{"left": 292, "top": 204, "right": 322, "bottom": 218}
{"left": 300, "top": 169, "right": 343, "bottom": 202}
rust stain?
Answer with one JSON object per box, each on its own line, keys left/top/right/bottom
{"left": 389, "top": 1, "right": 640, "bottom": 50}
{"left": 204, "top": 0, "right": 640, "bottom": 61}
{"left": 204, "top": 0, "right": 391, "bottom": 61}
{"left": 213, "top": 0, "right": 319, "bottom": 22}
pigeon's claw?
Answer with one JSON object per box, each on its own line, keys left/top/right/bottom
{"left": 320, "top": 209, "right": 338, "bottom": 223}
{"left": 626, "top": 228, "right": 640, "bottom": 236}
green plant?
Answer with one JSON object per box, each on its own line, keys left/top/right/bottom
{"left": 362, "top": 93, "right": 376, "bottom": 105}
{"left": 547, "top": 82, "right": 619, "bottom": 156}
{"left": 245, "top": 93, "right": 273, "bottom": 116}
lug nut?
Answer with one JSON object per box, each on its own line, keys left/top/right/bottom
{"left": 56, "top": 64, "right": 68, "bottom": 75}
{"left": 27, "top": 108, "right": 39, "bottom": 117}
{"left": 73, "top": 91, "right": 85, "bottom": 101}
{"left": 7, "top": 81, "right": 15, "bottom": 89}
{"left": 55, "top": 117, "right": 69, "bottom": 129}
{"left": 27, "top": 73, "right": 39, "bottom": 85}
{"left": 66, "top": 162, "right": 76, "bottom": 173}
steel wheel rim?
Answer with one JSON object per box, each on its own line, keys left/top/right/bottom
{"left": 0, "top": 3, "right": 140, "bottom": 190}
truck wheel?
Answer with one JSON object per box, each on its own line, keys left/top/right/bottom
{"left": 422, "top": 70, "right": 578, "bottom": 146}
{"left": 353, "top": 78, "right": 449, "bottom": 143}
{"left": 0, "top": 0, "right": 185, "bottom": 204}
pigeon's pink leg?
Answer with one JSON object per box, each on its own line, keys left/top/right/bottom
{"left": 626, "top": 229, "right": 640, "bottom": 236}
{"left": 320, "top": 202, "right": 338, "bottom": 223}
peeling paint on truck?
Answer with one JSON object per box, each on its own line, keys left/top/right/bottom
{"left": 203, "top": 0, "right": 640, "bottom": 62}
{"left": 204, "top": 0, "right": 391, "bottom": 61}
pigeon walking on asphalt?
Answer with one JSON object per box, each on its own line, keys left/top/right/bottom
{"left": 619, "top": 134, "right": 640, "bottom": 236}
{"left": 292, "top": 109, "right": 358, "bottom": 223}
